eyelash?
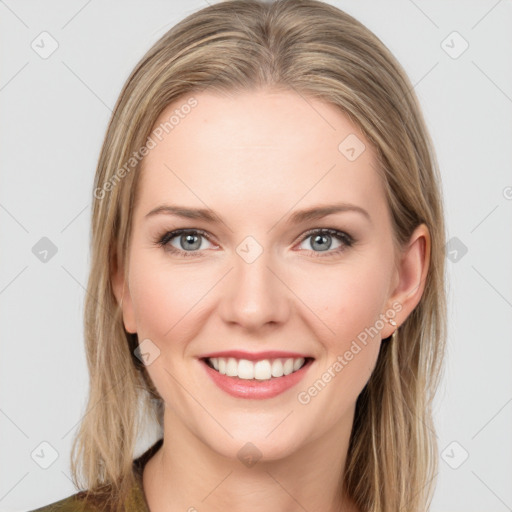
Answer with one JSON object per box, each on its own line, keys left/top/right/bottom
{"left": 154, "top": 228, "right": 355, "bottom": 259}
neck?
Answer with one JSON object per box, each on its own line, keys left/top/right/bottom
{"left": 143, "top": 406, "right": 359, "bottom": 512}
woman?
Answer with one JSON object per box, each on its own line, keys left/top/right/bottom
{"left": 31, "top": 0, "right": 446, "bottom": 510}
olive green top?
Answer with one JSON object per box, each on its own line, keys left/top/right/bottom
{"left": 29, "top": 438, "right": 163, "bottom": 511}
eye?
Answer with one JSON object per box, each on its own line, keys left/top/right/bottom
{"left": 154, "top": 227, "right": 355, "bottom": 259}
{"left": 155, "top": 229, "right": 215, "bottom": 257}
{"left": 296, "top": 228, "right": 354, "bottom": 257}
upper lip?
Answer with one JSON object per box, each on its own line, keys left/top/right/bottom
{"left": 199, "top": 350, "right": 313, "bottom": 361}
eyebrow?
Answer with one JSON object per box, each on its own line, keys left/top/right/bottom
{"left": 145, "top": 203, "right": 371, "bottom": 224}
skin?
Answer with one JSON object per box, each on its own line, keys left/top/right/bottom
{"left": 112, "top": 89, "right": 430, "bottom": 512}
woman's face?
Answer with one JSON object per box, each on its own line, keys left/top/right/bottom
{"left": 116, "top": 89, "right": 423, "bottom": 461}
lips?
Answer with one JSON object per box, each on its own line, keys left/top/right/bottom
{"left": 199, "top": 350, "right": 312, "bottom": 361}
{"left": 198, "top": 350, "right": 314, "bottom": 399}
{"left": 208, "top": 355, "right": 307, "bottom": 379}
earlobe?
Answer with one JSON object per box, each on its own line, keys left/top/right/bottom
{"left": 111, "top": 251, "right": 138, "bottom": 334}
{"left": 385, "top": 223, "right": 431, "bottom": 337}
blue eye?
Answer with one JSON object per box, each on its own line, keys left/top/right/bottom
{"left": 297, "top": 228, "right": 354, "bottom": 257}
{"left": 156, "top": 229, "right": 214, "bottom": 257}
{"left": 155, "top": 228, "right": 354, "bottom": 258}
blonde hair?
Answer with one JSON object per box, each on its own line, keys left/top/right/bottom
{"left": 71, "top": 1, "right": 447, "bottom": 510}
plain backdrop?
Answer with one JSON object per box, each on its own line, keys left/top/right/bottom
{"left": 1, "top": 1, "right": 511, "bottom": 511}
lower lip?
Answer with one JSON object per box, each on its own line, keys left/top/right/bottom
{"left": 200, "top": 358, "right": 313, "bottom": 399}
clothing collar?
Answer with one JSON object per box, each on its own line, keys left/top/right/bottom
{"left": 128, "top": 437, "right": 164, "bottom": 510}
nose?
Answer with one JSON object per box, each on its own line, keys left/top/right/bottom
{"left": 218, "top": 244, "right": 291, "bottom": 332}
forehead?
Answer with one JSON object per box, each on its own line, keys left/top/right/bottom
{"left": 136, "top": 89, "right": 387, "bottom": 222}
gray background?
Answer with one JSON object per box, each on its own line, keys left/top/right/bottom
{"left": 1, "top": 1, "right": 511, "bottom": 510}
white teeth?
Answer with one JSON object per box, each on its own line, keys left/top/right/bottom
{"left": 271, "top": 359, "right": 284, "bottom": 377}
{"left": 225, "top": 357, "right": 238, "bottom": 377}
{"left": 283, "top": 358, "right": 294, "bottom": 375}
{"left": 207, "top": 356, "right": 306, "bottom": 380}
{"left": 238, "top": 359, "right": 254, "bottom": 380}
{"left": 293, "top": 358, "right": 303, "bottom": 371}
{"left": 254, "top": 360, "right": 271, "bottom": 380}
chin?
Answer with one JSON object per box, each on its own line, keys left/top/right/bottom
{"left": 197, "top": 418, "right": 309, "bottom": 464}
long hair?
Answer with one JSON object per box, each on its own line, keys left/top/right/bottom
{"left": 70, "top": 1, "right": 447, "bottom": 510}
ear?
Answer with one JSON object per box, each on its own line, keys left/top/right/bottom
{"left": 382, "top": 223, "right": 431, "bottom": 338}
{"left": 111, "top": 250, "right": 138, "bottom": 334}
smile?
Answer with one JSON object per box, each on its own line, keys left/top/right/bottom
{"left": 199, "top": 353, "right": 314, "bottom": 400}
{"left": 205, "top": 356, "right": 308, "bottom": 380}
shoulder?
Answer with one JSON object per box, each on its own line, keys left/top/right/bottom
{"left": 27, "top": 491, "right": 100, "bottom": 512}
{"left": 29, "top": 438, "right": 162, "bottom": 512}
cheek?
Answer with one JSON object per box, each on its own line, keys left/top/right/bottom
{"left": 128, "top": 251, "right": 208, "bottom": 341}
{"left": 294, "top": 265, "right": 387, "bottom": 423}
{"left": 127, "top": 253, "right": 209, "bottom": 402}
{"left": 293, "top": 260, "right": 388, "bottom": 345}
